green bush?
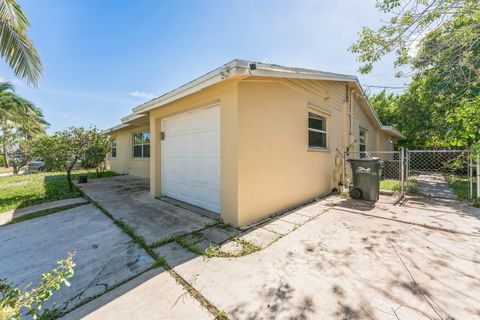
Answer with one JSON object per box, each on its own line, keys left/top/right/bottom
{"left": 0, "top": 253, "right": 75, "bottom": 320}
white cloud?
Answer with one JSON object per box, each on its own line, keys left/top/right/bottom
{"left": 0, "top": 76, "right": 22, "bottom": 87}
{"left": 130, "top": 90, "right": 155, "bottom": 100}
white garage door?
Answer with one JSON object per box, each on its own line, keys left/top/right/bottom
{"left": 162, "top": 105, "right": 220, "bottom": 213}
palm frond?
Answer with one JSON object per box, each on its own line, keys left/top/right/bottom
{"left": 0, "top": 0, "right": 42, "bottom": 86}
{"left": 0, "top": 80, "right": 14, "bottom": 93}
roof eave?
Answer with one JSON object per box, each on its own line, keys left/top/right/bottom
{"left": 381, "top": 126, "right": 405, "bottom": 139}
{"left": 103, "top": 123, "right": 130, "bottom": 135}
{"left": 113, "top": 59, "right": 403, "bottom": 140}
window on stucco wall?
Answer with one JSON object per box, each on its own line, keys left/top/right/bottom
{"left": 359, "top": 128, "right": 367, "bottom": 158}
{"left": 111, "top": 138, "right": 117, "bottom": 158}
{"left": 132, "top": 130, "right": 150, "bottom": 158}
{"left": 308, "top": 112, "right": 327, "bottom": 149}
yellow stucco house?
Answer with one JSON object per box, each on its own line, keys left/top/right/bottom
{"left": 105, "top": 60, "right": 402, "bottom": 227}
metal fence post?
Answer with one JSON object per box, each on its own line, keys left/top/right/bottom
{"left": 469, "top": 150, "right": 472, "bottom": 201}
{"left": 405, "top": 148, "right": 409, "bottom": 194}
{"left": 477, "top": 154, "right": 480, "bottom": 199}
{"left": 400, "top": 147, "right": 405, "bottom": 196}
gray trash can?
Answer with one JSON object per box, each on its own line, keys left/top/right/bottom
{"left": 347, "top": 158, "right": 383, "bottom": 201}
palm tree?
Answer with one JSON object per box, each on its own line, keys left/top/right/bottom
{"left": 0, "top": 0, "right": 42, "bottom": 86}
{"left": 0, "top": 81, "right": 48, "bottom": 167}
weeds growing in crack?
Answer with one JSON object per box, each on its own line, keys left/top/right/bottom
{"left": 152, "top": 257, "right": 167, "bottom": 269}
{"left": 216, "top": 310, "right": 229, "bottom": 319}
{"left": 204, "top": 237, "right": 261, "bottom": 258}
{"left": 176, "top": 236, "right": 204, "bottom": 255}
{"left": 149, "top": 235, "right": 177, "bottom": 248}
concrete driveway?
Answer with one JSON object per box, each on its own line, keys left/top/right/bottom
{"left": 167, "top": 196, "right": 480, "bottom": 319}
{"left": 0, "top": 204, "right": 154, "bottom": 313}
{"left": 5, "top": 174, "right": 479, "bottom": 319}
{"left": 75, "top": 175, "right": 216, "bottom": 245}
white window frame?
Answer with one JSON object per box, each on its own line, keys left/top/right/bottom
{"left": 307, "top": 111, "right": 328, "bottom": 150}
{"left": 132, "top": 130, "right": 150, "bottom": 158}
{"left": 359, "top": 128, "right": 367, "bottom": 157}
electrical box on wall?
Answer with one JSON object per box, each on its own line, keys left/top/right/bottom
{"left": 349, "top": 134, "right": 356, "bottom": 146}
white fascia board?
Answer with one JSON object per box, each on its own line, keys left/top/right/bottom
{"left": 121, "top": 113, "right": 147, "bottom": 123}
{"left": 132, "top": 60, "right": 239, "bottom": 114}
{"left": 381, "top": 126, "right": 405, "bottom": 139}
{"left": 131, "top": 59, "right": 359, "bottom": 115}
{"left": 235, "top": 60, "right": 358, "bottom": 82}
{"left": 352, "top": 81, "right": 383, "bottom": 128}
{"left": 125, "top": 59, "right": 403, "bottom": 139}
{"left": 351, "top": 81, "right": 404, "bottom": 139}
{"left": 103, "top": 123, "right": 130, "bottom": 134}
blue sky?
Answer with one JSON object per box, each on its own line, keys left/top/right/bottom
{"left": 0, "top": 0, "right": 407, "bottom": 133}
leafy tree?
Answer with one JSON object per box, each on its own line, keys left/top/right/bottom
{"left": 0, "top": 81, "right": 48, "bottom": 169}
{"left": 32, "top": 128, "right": 91, "bottom": 191}
{"left": 0, "top": 0, "right": 43, "bottom": 86}
{"left": 81, "top": 128, "right": 111, "bottom": 178}
{"left": 353, "top": 0, "right": 480, "bottom": 149}
{"left": 351, "top": 0, "right": 479, "bottom": 79}
{"left": 0, "top": 253, "right": 75, "bottom": 320}
{"left": 370, "top": 89, "right": 437, "bottom": 148}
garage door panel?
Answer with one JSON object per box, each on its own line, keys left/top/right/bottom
{"left": 162, "top": 105, "right": 220, "bottom": 213}
{"left": 166, "top": 132, "right": 219, "bottom": 157}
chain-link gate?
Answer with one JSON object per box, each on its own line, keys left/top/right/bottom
{"left": 405, "top": 149, "right": 477, "bottom": 201}
{"left": 345, "top": 150, "right": 405, "bottom": 202}
{"left": 344, "top": 148, "right": 479, "bottom": 203}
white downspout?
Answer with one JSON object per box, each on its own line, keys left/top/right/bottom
{"left": 349, "top": 89, "right": 356, "bottom": 149}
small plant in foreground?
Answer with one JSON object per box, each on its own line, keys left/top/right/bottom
{"left": 0, "top": 252, "right": 75, "bottom": 320}
{"left": 216, "top": 309, "right": 228, "bottom": 320}
{"left": 152, "top": 257, "right": 167, "bottom": 269}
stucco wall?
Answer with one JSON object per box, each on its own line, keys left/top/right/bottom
{"left": 149, "top": 78, "right": 239, "bottom": 225}
{"left": 235, "top": 78, "right": 393, "bottom": 226}
{"left": 109, "top": 76, "right": 394, "bottom": 227}
{"left": 108, "top": 125, "right": 150, "bottom": 178}
{"left": 235, "top": 78, "right": 344, "bottom": 225}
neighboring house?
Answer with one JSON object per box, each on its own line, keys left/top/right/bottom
{"left": 105, "top": 60, "right": 403, "bottom": 227}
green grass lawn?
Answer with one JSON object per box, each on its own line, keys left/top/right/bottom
{"left": 380, "top": 178, "right": 419, "bottom": 193}
{"left": 380, "top": 179, "right": 401, "bottom": 191}
{"left": 0, "top": 170, "right": 119, "bottom": 213}
{"left": 444, "top": 174, "right": 477, "bottom": 201}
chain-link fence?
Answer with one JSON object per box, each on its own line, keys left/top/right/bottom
{"left": 345, "top": 150, "right": 404, "bottom": 201}
{"left": 406, "top": 149, "right": 476, "bottom": 200}
{"left": 343, "top": 148, "right": 479, "bottom": 203}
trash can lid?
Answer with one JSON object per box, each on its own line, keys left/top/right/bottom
{"left": 347, "top": 157, "right": 381, "bottom": 163}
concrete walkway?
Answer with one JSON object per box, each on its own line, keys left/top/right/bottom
{"left": 62, "top": 269, "right": 213, "bottom": 320}
{"left": 163, "top": 196, "right": 345, "bottom": 259}
{"left": 75, "top": 175, "right": 216, "bottom": 246}
{"left": 417, "top": 172, "right": 456, "bottom": 199}
{"left": 170, "top": 198, "right": 480, "bottom": 319}
{"left": 0, "top": 204, "right": 154, "bottom": 313}
{"left": 0, "top": 197, "right": 88, "bottom": 225}
{"left": 336, "top": 196, "right": 480, "bottom": 236}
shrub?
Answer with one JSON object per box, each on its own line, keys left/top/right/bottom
{"left": 0, "top": 253, "right": 75, "bottom": 320}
